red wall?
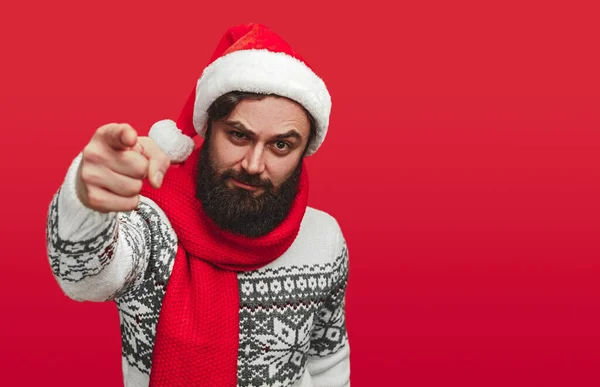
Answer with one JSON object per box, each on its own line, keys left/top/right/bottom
{"left": 1, "top": 1, "right": 598, "bottom": 386}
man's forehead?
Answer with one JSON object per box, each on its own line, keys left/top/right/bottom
{"left": 224, "top": 98, "right": 310, "bottom": 138}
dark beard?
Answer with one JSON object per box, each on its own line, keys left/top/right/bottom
{"left": 195, "top": 142, "right": 302, "bottom": 238}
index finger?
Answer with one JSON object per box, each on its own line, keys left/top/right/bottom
{"left": 98, "top": 123, "right": 138, "bottom": 150}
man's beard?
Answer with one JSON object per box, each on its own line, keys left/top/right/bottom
{"left": 195, "top": 142, "right": 302, "bottom": 238}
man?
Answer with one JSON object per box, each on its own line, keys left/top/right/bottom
{"left": 46, "top": 23, "right": 350, "bottom": 387}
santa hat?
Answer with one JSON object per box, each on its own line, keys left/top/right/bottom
{"left": 149, "top": 23, "right": 332, "bottom": 163}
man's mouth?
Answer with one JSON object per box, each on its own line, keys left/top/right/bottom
{"left": 229, "top": 177, "right": 261, "bottom": 192}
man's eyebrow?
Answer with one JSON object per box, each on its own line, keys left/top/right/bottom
{"left": 223, "top": 120, "right": 256, "bottom": 136}
{"left": 274, "top": 130, "right": 302, "bottom": 141}
{"left": 223, "top": 120, "right": 302, "bottom": 141}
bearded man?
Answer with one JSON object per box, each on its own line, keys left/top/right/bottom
{"left": 46, "top": 23, "right": 350, "bottom": 387}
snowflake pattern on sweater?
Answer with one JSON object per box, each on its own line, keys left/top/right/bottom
{"left": 237, "top": 246, "right": 348, "bottom": 386}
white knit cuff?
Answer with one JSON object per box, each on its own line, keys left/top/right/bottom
{"left": 57, "top": 153, "right": 117, "bottom": 241}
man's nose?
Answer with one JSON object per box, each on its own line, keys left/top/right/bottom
{"left": 241, "top": 145, "right": 266, "bottom": 175}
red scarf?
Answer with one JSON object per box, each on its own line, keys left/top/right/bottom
{"left": 140, "top": 145, "right": 309, "bottom": 387}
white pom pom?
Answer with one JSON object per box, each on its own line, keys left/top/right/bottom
{"left": 148, "top": 119, "right": 195, "bottom": 163}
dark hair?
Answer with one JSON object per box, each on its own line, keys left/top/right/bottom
{"left": 205, "top": 91, "right": 317, "bottom": 155}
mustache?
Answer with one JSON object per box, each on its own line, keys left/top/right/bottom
{"left": 221, "top": 169, "right": 275, "bottom": 190}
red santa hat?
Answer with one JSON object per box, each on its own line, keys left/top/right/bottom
{"left": 149, "top": 23, "right": 332, "bottom": 163}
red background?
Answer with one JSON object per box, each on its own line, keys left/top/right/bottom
{"left": 1, "top": 1, "right": 599, "bottom": 386}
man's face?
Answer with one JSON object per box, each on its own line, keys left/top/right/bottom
{"left": 196, "top": 96, "right": 311, "bottom": 237}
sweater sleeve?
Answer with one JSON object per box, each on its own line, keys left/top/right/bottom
{"left": 306, "top": 226, "right": 351, "bottom": 386}
{"left": 46, "top": 153, "right": 156, "bottom": 302}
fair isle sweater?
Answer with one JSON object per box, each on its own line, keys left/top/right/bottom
{"left": 46, "top": 154, "right": 350, "bottom": 387}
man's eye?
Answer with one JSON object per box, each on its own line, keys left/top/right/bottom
{"left": 274, "top": 141, "right": 289, "bottom": 150}
{"left": 231, "top": 131, "right": 247, "bottom": 139}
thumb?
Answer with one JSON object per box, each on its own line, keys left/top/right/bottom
{"left": 134, "top": 137, "right": 171, "bottom": 188}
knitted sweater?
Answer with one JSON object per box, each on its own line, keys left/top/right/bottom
{"left": 46, "top": 154, "right": 350, "bottom": 387}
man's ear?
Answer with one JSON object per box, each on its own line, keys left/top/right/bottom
{"left": 203, "top": 122, "right": 212, "bottom": 140}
